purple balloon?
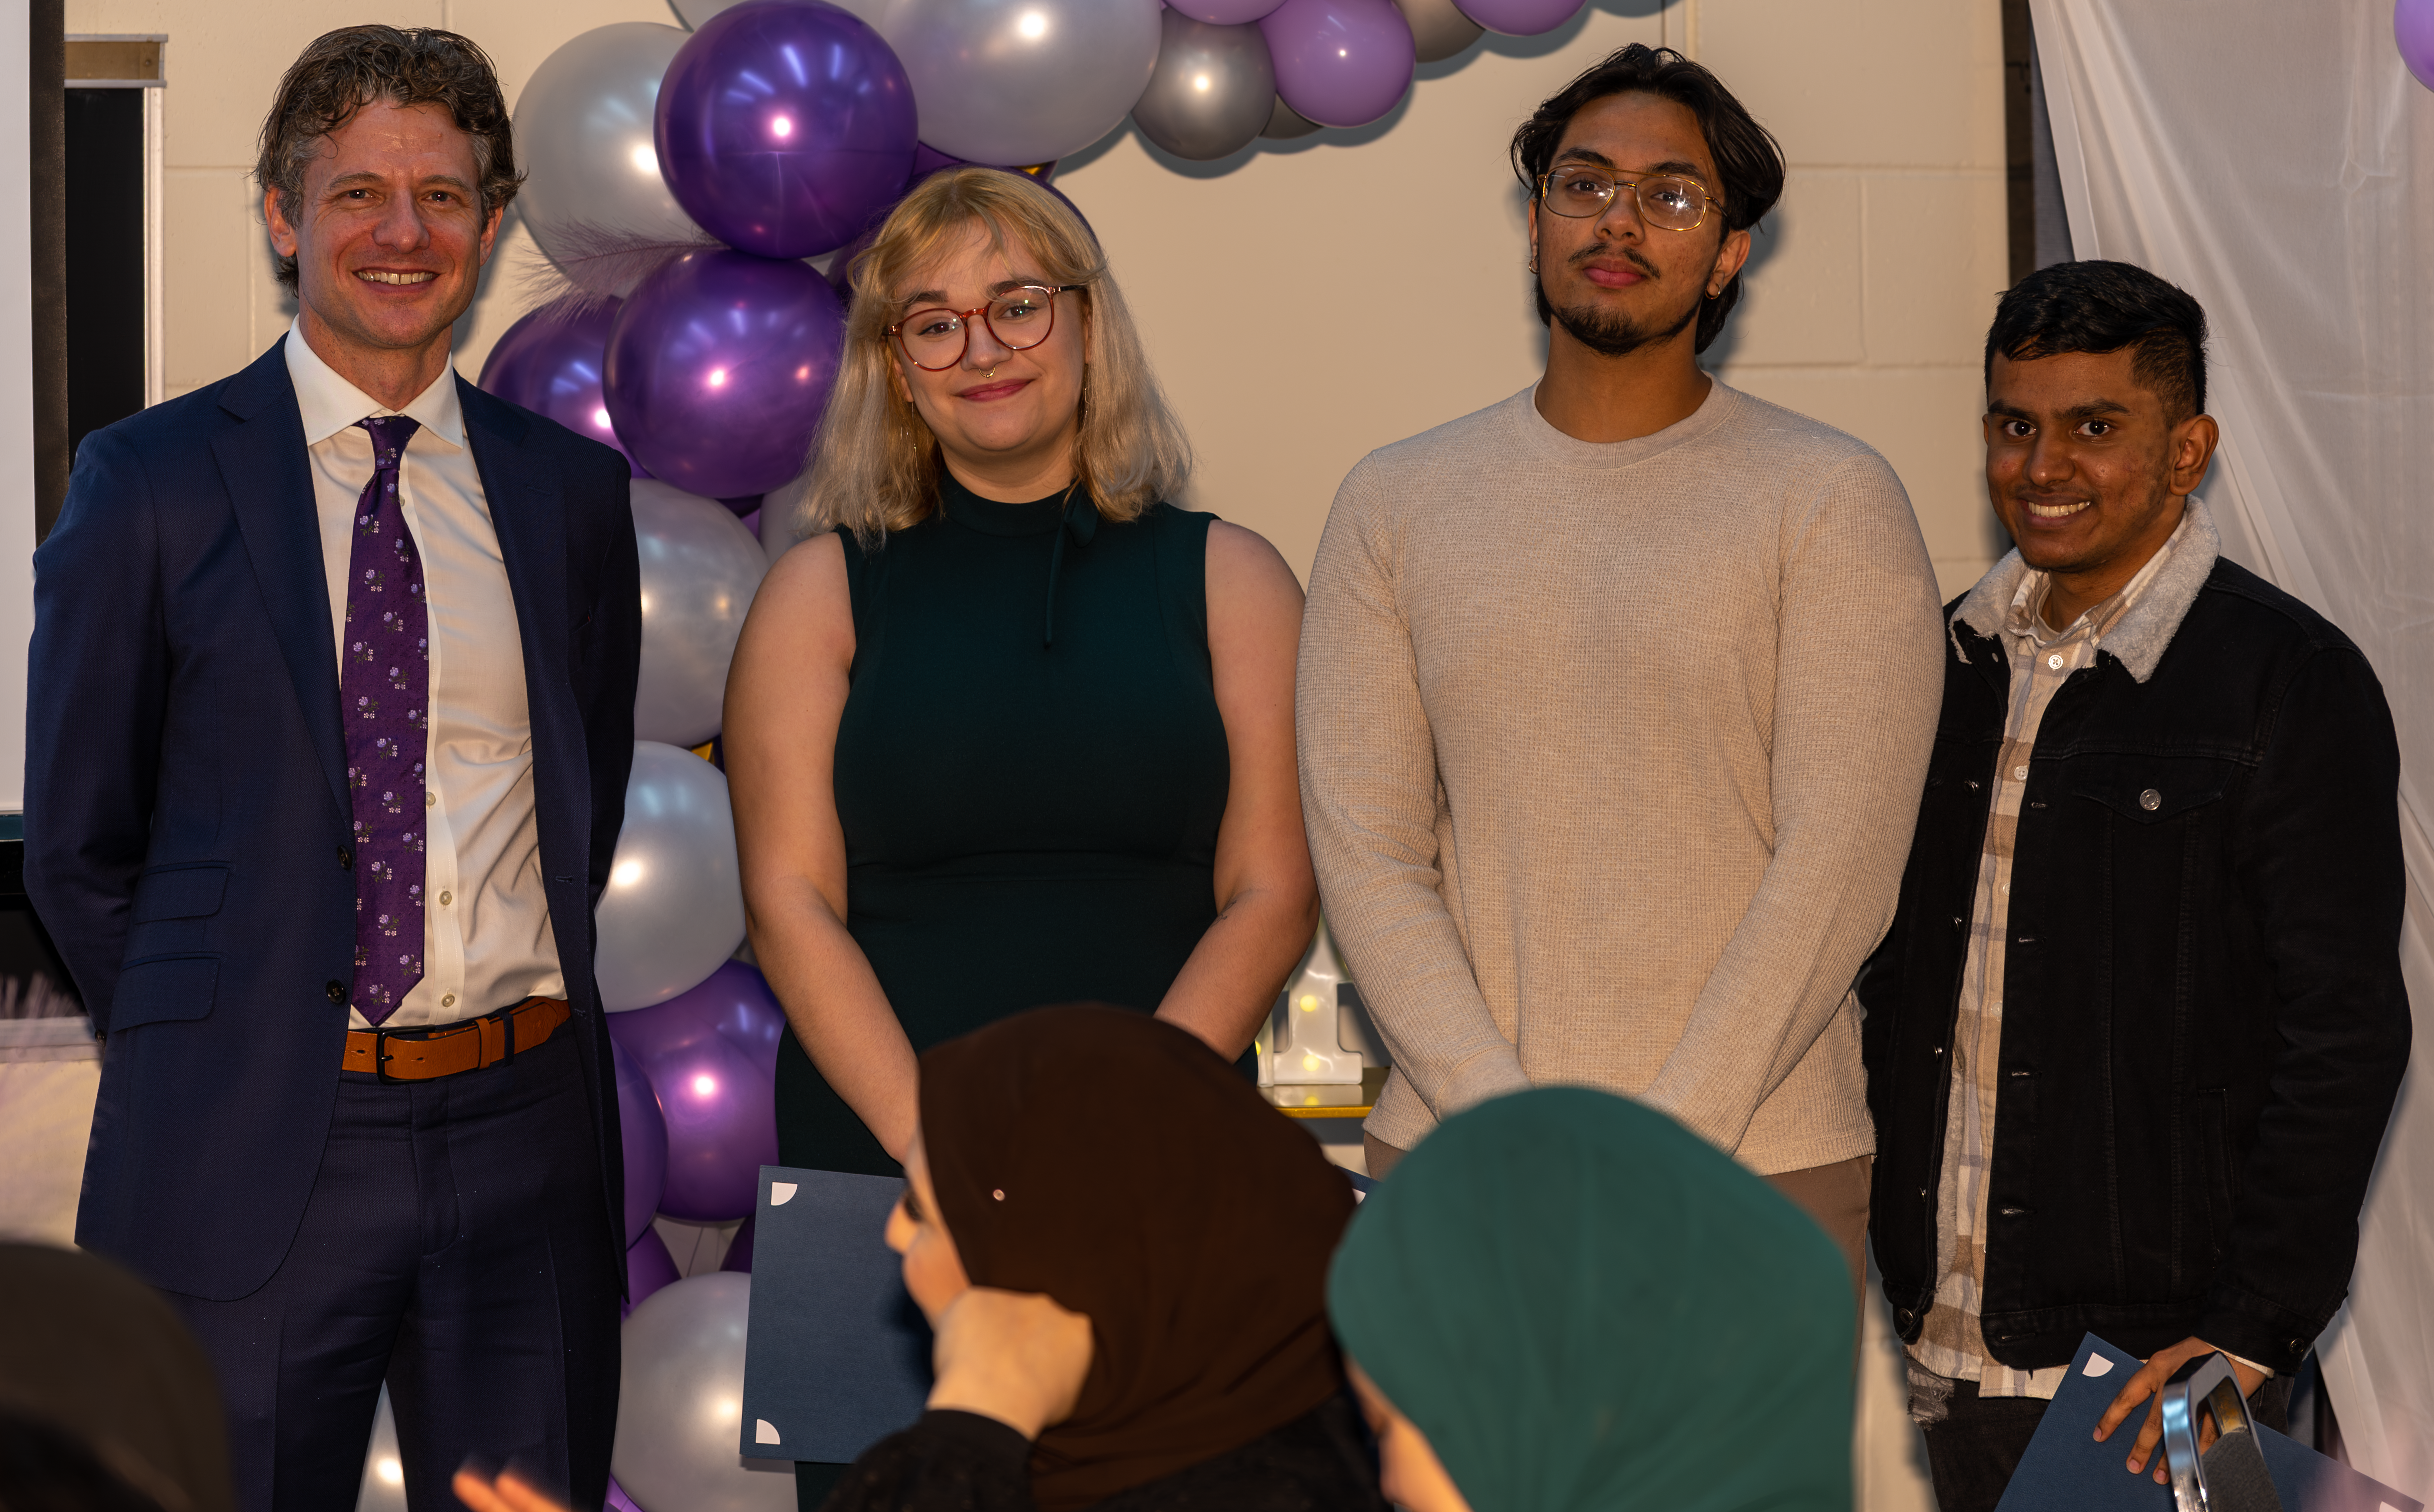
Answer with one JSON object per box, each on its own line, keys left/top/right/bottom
{"left": 625, "top": 1225, "right": 681, "bottom": 1318}
{"left": 607, "top": 1477, "right": 645, "bottom": 1512}
{"left": 476, "top": 301, "right": 647, "bottom": 477}
{"left": 614, "top": 1039, "right": 669, "bottom": 1247}
{"left": 604, "top": 248, "right": 846, "bottom": 498}
{"left": 1170, "top": 0, "right": 1286, "bottom": 20}
{"left": 720, "top": 1210, "right": 756, "bottom": 1274}
{"left": 2403, "top": 0, "right": 2434, "bottom": 90}
{"left": 1261, "top": 0, "right": 1415, "bottom": 128}
{"left": 655, "top": 0, "right": 918, "bottom": 259}
{"left": 614, "top": 960, "right": 788, "bottom": 1074}
{"left": 1449, "top": 0, "right": 1581, "bottom": 34}
{"left": 609, "top": 963, "right": 785, "bottom": 1222}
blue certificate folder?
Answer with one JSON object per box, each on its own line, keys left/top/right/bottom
{"left": 1992, "top": 1335, "right": 2420, "bottom": 1512}
{"left": 738, "top": 1166, "right": 934, "bottom": 1464}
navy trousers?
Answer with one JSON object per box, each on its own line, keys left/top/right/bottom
{"left": 166, "top": 1027, "right": 620, "bottom": 1512}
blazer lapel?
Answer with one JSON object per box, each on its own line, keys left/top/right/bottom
{"left": 214, "top": 342, "right": 350, "bottom": 822}
{"left": 460, "top": 380, "right": 588, "bottom": 896}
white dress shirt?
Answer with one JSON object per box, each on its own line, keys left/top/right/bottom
{"left": 286, "top": 321, "right": 565, "bottom": 1029}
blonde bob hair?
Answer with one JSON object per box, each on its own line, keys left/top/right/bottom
{"left": 793, "top": 167, "right": 1191, "bottom": 547}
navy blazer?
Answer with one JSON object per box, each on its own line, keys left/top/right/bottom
{"left": 25, "top": 338, "right": 642, "bottom": 1301}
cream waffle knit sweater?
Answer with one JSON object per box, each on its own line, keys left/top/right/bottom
{"left": 1297, "top": 380, "right": 1945, "bottom": 1173}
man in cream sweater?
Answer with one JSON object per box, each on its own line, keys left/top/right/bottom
{"left": 1297, "top": 43, "right": 1944, "bottom": 1285}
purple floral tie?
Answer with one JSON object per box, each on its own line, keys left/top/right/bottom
{"left": 342, "top": 415, "right": 427, "bottom": 1023}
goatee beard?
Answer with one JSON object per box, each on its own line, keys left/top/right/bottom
{"left": 1547, "top": 285, "right": 1702, "bottom": 358}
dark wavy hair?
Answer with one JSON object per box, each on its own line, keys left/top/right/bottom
{"left": 1984, "top": 260, "right": 2209, "bottom": 421}
{"left": 255, "top": 26, "right": 522, "bottom": 292}
{"left": 1510, "top": 44, "right": 1785, "bottom": 354}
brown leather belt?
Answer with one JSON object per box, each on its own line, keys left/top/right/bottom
{"left": 342, "top": 995, "right": 571, "bottom": 1081}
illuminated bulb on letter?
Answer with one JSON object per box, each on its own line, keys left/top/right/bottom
{"left": 1017, "top": 9, "right": 1048, "bottom": 39}
{"left": 771, "top": 115, "right": 794, "bottom": 139}
{"left": 1193, "top": 73, "right": 1211, "bottom": 92}
{"left": 611, "top": 859, "right": 643, "bottom": 888}
{"left": 692, "top": 1073, "right": 716, "bottom": 1097}
{"left": 1299, "top": 993, "right": 1321, "bottom": 1012}
{"left": 707, "top": 368, "right": 729, "bottom": 389}
{"left": 592, "top": 406, "right": 611, "bottom": 430}
{"left": 630, "top": 145, "right": 657, "bottom": 176}
{"left": 377, "top": 1458, "right": 404, "bottom": 1486}
{"left": 1302, "top": 1053, "right": 1323, "bottom": 1072}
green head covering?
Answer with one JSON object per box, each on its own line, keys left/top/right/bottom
{"left": 1327, "top": 1089, "right": 1853, "bottom": 1512}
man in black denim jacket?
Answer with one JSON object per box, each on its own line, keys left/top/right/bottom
{"left": 1861, "top": 261, "right": 2409, "bottom": 1512}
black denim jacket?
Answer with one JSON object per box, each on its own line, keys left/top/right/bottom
{"left": 1861, "top": 553, "right": 2409, "bottom": 1374}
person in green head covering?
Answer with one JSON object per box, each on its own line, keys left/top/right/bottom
{"left": 1327, "top": 1087, "right": 1854, "bottom": 1512}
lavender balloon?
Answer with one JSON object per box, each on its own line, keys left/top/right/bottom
{"left": 2402, "top": 0, "right": 2434, "bottom": 90}
{"left": 655, "top": 0, "right": 918, "bottom": 259}
{"left": 615, "top": 1039, "right": 671, "bottom": 1246}
{"left": 625, "top": 1225, "right": 682, "bottom": 1318}
{"left": 1261, "top": 0, "right": 1414, "bottom": 128}
{"left": 478, "top": 302, "right": 647, "bottom": 477}
{"left": 1448, "top": 0, "right": 1581, "bottom": 36}
{"left": 605, "top": 248, "right": 846, "bottom": 498}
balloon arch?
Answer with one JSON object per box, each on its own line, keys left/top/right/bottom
{"left": 463, "top": 3, "right": 1588, "bottom": 1506}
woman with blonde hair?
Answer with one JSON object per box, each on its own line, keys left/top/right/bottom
{"left": 723, "top": 171, "right": 1316, "bottom": 1495}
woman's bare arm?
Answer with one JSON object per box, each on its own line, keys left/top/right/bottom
{"left": 724, "top": 534, "right": 919, "bottom": 1161}
{"left": 1154, "top": 521, "right": 1321, "bottom": 1059}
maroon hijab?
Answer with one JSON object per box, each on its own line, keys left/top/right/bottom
{"left": 918, "top": 1004, "right": 1354, "bottom": 1511}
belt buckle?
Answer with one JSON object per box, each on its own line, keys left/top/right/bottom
{"left": 373, "top": 1027, "right": 401, "bottom": 1083}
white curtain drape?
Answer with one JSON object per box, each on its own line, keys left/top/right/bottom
{"left": 2030, "top": 2, "right": 2434, "bottom": 1498}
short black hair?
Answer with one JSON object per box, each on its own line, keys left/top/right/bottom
{"left": 1510, "top": 44, "right": 1785, "bottom": 354}
{"left": 1985, "top": 260, "right": 2209, "bottom": 420}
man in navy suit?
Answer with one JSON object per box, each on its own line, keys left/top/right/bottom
{"left": 25, "top": 26, "right": 639, "bottom": 1510}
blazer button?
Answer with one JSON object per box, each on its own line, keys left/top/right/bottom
{"left": 2140, "top": 789, "right": 2162, "bottom": 811}
{"left": 337, "top": 845, "right": 355, "bottom": 870}
{"left": 1895, "top": 1308, "right": 1915, "bottom": 1329}
{"left": 326, "top": 980, "right": 349, "bottom": 1004}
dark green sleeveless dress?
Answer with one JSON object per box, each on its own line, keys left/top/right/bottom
{"left": 772, "top": 472, "right": 1232, "bottom": 1179}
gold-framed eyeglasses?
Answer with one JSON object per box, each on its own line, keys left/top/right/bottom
{"left": 1536, "top": 166, "right": 1721, "bottom": 230}
{"left": 888, "top": 283, "right": 1086, "bottom": 372}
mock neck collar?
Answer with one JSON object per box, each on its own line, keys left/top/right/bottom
{"left": 937, "top": 467, "right": 1092, "bottom": 539}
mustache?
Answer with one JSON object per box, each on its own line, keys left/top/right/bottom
{"left": 1566, "top": 243, "right": 1659, "bottom": 280}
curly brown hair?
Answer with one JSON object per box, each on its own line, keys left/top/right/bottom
{"left": 256, "top": 26, "right": 522, "bottom": 291}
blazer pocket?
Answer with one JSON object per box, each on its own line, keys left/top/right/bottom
{"left": 130, "top": 863, "right": 229, "bottom": 921}
{"left": 109, "top": 954, "right": 219, "bottom": 1029}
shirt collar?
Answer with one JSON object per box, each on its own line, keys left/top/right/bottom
{"left": 2001, "top": 506, "right": 2194, "bottom": 647}
{"left": 1954, "top": 496, "right": 2222, "bottom": 683}
{"left": 283, "top": 317, "right": 466, "bottom": 450}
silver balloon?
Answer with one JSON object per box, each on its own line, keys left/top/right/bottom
{"left": 355, "top": 1386, "right": 406, "bottom": 1512}
{"left": 757, "top": 467, "right": 814, "bottom": 567}
{"left": 614, "top": 1274, "right": 796, "bottom": 1512}
{"left": 676, "top": 0, "right": 888, "bottom": 25}
{"left": 633, "top": 480, "right": 768, "bottom": 748}
{"left": 879, "top": 0, "right": 1164, "bottom": 165}
{"left": 1133, "top": 11, "right": 1275, "bottom": 161}
{"left": 515, "top": 25, "right": 704, "bottom": 283}
{"left": 1260, "top": 94, "right": 1322, "bottom": 139}
{"left": 1393, "top": 0, "right": 1483, "bottom": 62}
{"left": 596, "top": 743, "right": 747, "bottom": 1013}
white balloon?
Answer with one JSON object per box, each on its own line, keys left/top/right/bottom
{"left": 596, "top": 743, "right": 747, "bottom": 1012}
{"left": 756, "top": 467, "right": 814, "bottom": 566}
{"left": 515, "top": 25, "right": 704, "bottom": 279}
{"left": 633, "top": 480, "right": 768, "bottom": 748}
{"left": 880, "top": 0, "right": 1164, "bottom": 165}
{"left": 355, "top": 1386, "right": 407, "bottom": 1512}
{"left": 675, "top": 0, "right": 889, "bottom": 26}
{"left": 614, "top": 1274, "right": 796, "bottom": 1512}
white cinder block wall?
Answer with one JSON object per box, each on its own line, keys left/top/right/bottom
{"left": 70, "top": 0, "right": 2010, "bottom": 596}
